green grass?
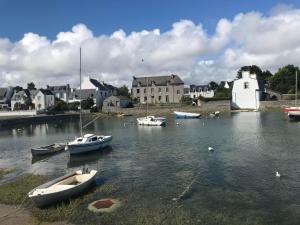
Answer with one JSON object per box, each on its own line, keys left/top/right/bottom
{"left": 0, "top": 173, "right": 47, "bottom": 205}
{"left": 98, "top": 183, "right": 119, "bottom": 194}
{"left": 0, "top": 168, "right": 15, "bottom": 179}
{"left": 31, "top": 194, "right": 92, "bottom": 222}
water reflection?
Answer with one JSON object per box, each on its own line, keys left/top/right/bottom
{"left": 68, "top": 146, "right": 113, "bottom": 168}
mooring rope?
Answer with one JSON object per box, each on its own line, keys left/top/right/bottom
{"left": 172, "top": 177, "right": 197, "bottom": 202}
{"left": 82, "top": 114, "right": 103, "bottom": 129}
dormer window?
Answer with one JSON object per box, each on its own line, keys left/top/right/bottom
{"left": 244, "top": 82, "right": 249, "bottom": 89}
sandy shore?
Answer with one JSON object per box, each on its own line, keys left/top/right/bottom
{"left": 0, "top": 204, "right": 73, "bottom": 225}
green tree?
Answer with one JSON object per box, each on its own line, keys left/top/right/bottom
{"left": 27, "top": 82, "right": 36, "bottom": 90}
{"left": 180, "top": 96, "right": 193, "bottom": 105}
{"left": 237, "top": 65, "right": 272, "bottom": 84}
{"left": 14, "top": 86, "right": 23, "bottom": 92}
{"left": 117, "top": 85, "right": 131, "bottom": 98}
{"left": 208, "top": 81, "right": 219, "bottom": 90}
{"left": 68, "top": 102, "right": 80, "bottom": 111}
{"left": 81, "top": 98, "right": 94, "bottom": 109}
{"left": 54, "top": 99, "right": 68, "bottom": 111}
{"left": 269, "top": 65, "right": 299, "bottom": 94}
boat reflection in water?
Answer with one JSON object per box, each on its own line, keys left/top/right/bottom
{"left": 67, "top": 146, "right": 113, "bottom": 168}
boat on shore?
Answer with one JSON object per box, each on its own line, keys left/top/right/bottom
{"left": 28, "top": 169, "right": 97, "bottom": 207}
{"left": 174, "top": 111, "right": 201, "bottom": 118}
{"left": 31, "top": 143, "right": 65, "bottom": 156}
{"left": 66, "top": 134, "right": 112, "bottom": 154}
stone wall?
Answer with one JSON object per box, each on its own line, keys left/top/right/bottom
{"left": 103, "top": 100, "right": 231, "bottom": 115}
{"left": 0, "top": 110, "right": 37, "bottom": 117}
{"left": 260, "top": 100, "right": 297, "bottom": 109}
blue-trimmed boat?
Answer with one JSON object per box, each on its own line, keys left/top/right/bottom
{"left": 174, "top": 111, "right": 201, "bottom": 118}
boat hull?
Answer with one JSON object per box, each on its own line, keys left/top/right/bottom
{"left": 31, "top": 144, "right": 65, "bottom": 156}
{"left": 28, "top": 170, "right": 97, "bottom": 207}
{"left": 67, "top": 136, "right": 112, "bottom": 155}
{"left": 174, "top": 111, "right": 200, "bottom": 118}
{"left": 137, "top": 116, "right": 166, "bottom": 126}
{"left": 288, "top": 111, "right": 300, "bottom": 120}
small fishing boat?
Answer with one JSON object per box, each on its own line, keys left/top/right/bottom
{"left": 66, "top": 134, "right": 112, "bottom": 155}
{"left": 174, "top": 111, "right": 201, "bottom": 118}
{"left": 28, "top": 169, "right": 97, "bottom": 207}
{"left": 31, "top": 143, "right": 65, "bottom": 156}
{"left": 137, "top": 116, "right": 166, "bottom": 126}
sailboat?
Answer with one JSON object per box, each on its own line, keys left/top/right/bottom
{"left": 136, "top": 77, "right": 166, "bottom": 126}
{"left": 283, "top": 70, "right": 300, "bottom": 114}
{"left": 66, "top": 48, "right": 112, "bottom": 154}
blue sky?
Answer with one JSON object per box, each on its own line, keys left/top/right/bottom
{"left": 0, "top": 0, "right": 299, "bottom": 41}
{"left": 1, "top": 0, "right": 300, "bottom": 87}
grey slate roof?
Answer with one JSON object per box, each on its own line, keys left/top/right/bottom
{"left": 40, "top": 89, "right": 54, "bottom": 95}
{"left": 70, "top": 89, "right": 96, "bottom": 100}
{"left": 47, "top": 85, "right": 70, "bottom": 91}
{"left": 90, "top": 78, "right": 117, "bottom": 91}
{"left": 132, "top": 74, "right": 184, "bottom": 87}
{"left": 11, "top": 90, "right": 30, "bottom": 100}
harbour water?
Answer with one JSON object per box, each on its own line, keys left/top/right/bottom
{"left": 0, "top": 112, "right": 300, "bottom": 225}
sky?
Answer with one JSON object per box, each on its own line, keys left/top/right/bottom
{"left": 0, "top": 0, "right": 300, "bottom": 87}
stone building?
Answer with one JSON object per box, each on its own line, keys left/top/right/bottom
{"left": 132, "top": 75, "right": 184, "bottom": 104}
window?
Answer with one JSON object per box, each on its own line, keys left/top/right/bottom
{"left": 166, "top": 95, "right": 169, "bottom": 102}
{"left": 166, "top": 87, "right": 169, "bottom": 92}
{"left": 158, "top": 88, "right": 161, "bottom": 93}
{"left": 91, "top": 137, "right": 97, "bottom": 142}
{"left": 158, "top": 96, "right": 162, "bottom": 102}
{"left": 137, "top": 89, "right": 140, "bottom": 94}
{"left": 244, "top": 82, "right": 249, "bottom": 89}
{"left": 37, "top": 96, "right": 41, "bottom": 101}
{"left": 151, "top": 88, "right": 154, "bottom": 94}
{"left": 144, "top": 96, "right": 147, "bottom": 102}
{"left": 177, "top": 90, "right": 180, "bottom": 94}
{"left": 144, "top": 88, "right": 147, "bottom": 93}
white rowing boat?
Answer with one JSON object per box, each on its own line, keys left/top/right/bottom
{"left": 174, "top": 111, "right": 201, "bottom": 118}
{"left": 28, "top": 169, "right": 97, "bottom": 207}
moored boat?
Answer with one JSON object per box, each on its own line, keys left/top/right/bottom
{"left": 66, "top": 134, "right": 112, "bottom": 155}
{"left": 174, "top": 111, "right": 201, "bottom": 118}
{"left": 137, "top": 116, "right": 166, "bottom": 126}
{"left": 288, "top": 111, "right": 300, "bottom": 120}
{"left": 28, "top": 169, "right": 97, "bottom": 207}
{"left": 31, "top": 143, "right": 65, "bottom": 156}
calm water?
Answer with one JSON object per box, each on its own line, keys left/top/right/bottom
{"left": 0, "top": 112, "right": 300, "bottom": 225}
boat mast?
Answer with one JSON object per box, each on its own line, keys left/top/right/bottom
{"left": 79, "top": 47, "right": 83, "bottom": 137}
{"left": 296, "top": 70, "right": 298, "bottom": 106}
{"left": 146, "top": 77, "right": 148, "bottom": 117}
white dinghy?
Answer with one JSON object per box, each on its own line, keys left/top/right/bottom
{"left": 174, "top": 111, "right": 201, "bottom": 118}
{"left": 28, "top": 169, "right": 97, "bottom": 207}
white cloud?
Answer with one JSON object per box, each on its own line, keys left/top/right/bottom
{"left": 1, "top": 4, "right": 300, "bottom": 88}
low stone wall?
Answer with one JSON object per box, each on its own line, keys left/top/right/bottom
{"left": 0, "top": 110, "right": 37, "bottom": 117}
{"left": 260, "top": 100, "right": 297, "bottom": 109}
{"left": 0, "top": 113, "right": 79, "bottom": 128}
{"left": 102, "top": 100, "right": 231, "bottom": 116}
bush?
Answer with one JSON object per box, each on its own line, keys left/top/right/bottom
{"left": 68, "top": 102, "right": 80, "bottom": 111}
{"left": 90, "top": 106, "right": 98, "bottom": 113}
{"left": 180, "top": 96, "right": 193, "bottom": 105}
{"left": 81, "top": 98, "right": 94, "bottom": 110}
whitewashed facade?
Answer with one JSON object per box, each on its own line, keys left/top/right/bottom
{"left": 187, "top": 85, "right": 214, "bottom": 99}
{"left": 33, "top": 89, "right": 55, "bottom": 110}
{"left": 231, "top": 71, "right": 262, "bottom": 110}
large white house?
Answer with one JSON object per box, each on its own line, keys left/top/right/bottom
{"left": 231, "top": 71, "right": 263, "bottom": 110}
{"left": 33, "top": 89, "right": 55, "bottom": 111}
{"left": 185, "top": 84, "right": 214, "bottom": 99}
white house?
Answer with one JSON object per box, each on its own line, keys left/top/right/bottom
{"left": 11, "top": 90, "right": 31, "bottom": 110}
{"left": 33, "top": 89, "right": 55, "bottom": 111}
{"left": 185, "top": 84, "right": 214, "bottom": 99}
{"left": 231, "top": 71, "right": 263, "bottom": 110}
{"left": 46, "top": 84, "right": 71, "bottom": 102}
{"left": 90, "top": 78, "right": 117, "bottom": 109}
